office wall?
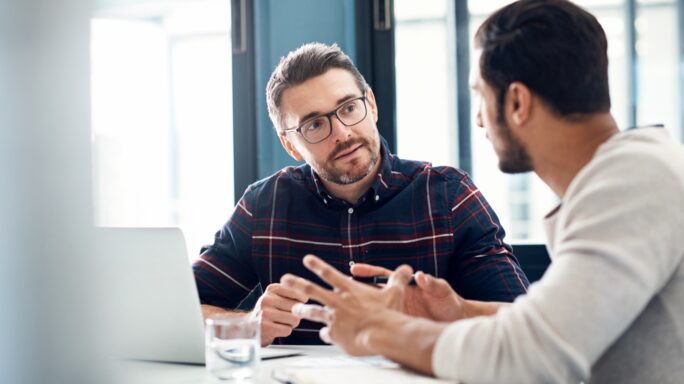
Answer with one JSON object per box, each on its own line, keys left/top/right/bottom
{"left": 254, "top": 0, "right": 356, "bottom": 179}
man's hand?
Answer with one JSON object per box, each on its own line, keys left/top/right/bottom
{"left": 251, "top": 283, "right": 308, "bottom": 346}
{"left": 280, "top": 255, "right": 413, "bottom": 356}
{"left": 350, "top": 263, "right": 469, "bottom": 322}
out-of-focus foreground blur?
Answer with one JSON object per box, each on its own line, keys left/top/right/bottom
{"left": 1, "top": 0, "right": 105, "bottom": 383}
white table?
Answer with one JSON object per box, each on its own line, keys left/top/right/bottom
{"left": 115, "top": 345, "right": 346, "bottom": 384}
{"left": 114, "top": 345, "right": 452, "bottom": 384}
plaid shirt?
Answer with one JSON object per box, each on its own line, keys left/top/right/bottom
{"left": 193, "top": 141, "right": 529, "bottom": 344}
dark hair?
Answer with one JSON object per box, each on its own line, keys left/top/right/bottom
{"left": 475, "top": 0, "right": 611, "bottom": 120}
{"left": 266, "top": 42, "right": 368, "bottom": 131}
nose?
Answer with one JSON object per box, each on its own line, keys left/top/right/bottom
{"left": 330, "top": 114, "right": 353, "bottom": 142}
{"left": 475, "top": 99, "right": 484, "bottom": 129}
{"left": 475, "top": 110, "right": 484, "bottom": 128}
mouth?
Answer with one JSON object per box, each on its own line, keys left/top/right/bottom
{"left": 334, "top": 143, "right": 363, "bottom": 160}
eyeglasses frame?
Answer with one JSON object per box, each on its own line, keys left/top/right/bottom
{"left": 281, "top": 95, "right": 369, "bottom": 144}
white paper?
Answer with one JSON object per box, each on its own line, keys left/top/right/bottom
{"left": 272, "top": 366, "right": 455, "bottom": 384}
{"left": 271, "top": 354, "right": 455, "bottom": 383}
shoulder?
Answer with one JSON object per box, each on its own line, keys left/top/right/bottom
{"left": 391, "top": 154, "right": 470, "bottom": 184}
{"left": 571, "top": 129, "right": 684, "bottom": 200}
{"left": 563, "top": 129, "right": 684, "bottom": 228}
{"left": 429, "top": 165, "right": 471, "bottom": 184}
{"left": 391, "top": 157, "right": 481, "bottom": 208}
{"left": 555, "top": 129, "right": 684, "bottom": 282}
{"left": 241, "top": 165, "right": 308, "bottom": 201}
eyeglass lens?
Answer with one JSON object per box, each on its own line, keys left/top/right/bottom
{"left": 300, "top": 98, "right": 366, "bottom": 143}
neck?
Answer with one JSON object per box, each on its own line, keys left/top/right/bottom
{"left": 320, "top": 157, "right": 382, "bottom": 205}
{"left": 530, "top": 113, "right": 619, "bottom": 198}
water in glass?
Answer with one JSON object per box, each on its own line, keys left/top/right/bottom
{"left": 207, "top": 337, "right": 259, "bottom": 380}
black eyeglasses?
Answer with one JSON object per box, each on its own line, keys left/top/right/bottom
{"left": 282, "top": 96, "right": 368, "bottom": 144}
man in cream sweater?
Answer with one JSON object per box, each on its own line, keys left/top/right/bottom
{"left": 280, "top": 0, "right": 684, "bottom": 382}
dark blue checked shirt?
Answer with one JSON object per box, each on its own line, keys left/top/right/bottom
{"left": 193, "top": 140, "right": 529, "bottom": 344}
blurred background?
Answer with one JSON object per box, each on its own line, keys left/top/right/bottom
{"left": 89, "top": 0, "right": 684, "bottom": 258}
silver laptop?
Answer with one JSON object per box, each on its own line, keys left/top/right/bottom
{"left": 96, "top": 227, "right": 205, "bottom": 364}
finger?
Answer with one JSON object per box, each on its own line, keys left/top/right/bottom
{"left": 263, "top": 294, "right": 305, "bottom": 312}
{"left": 280, "top": 273, "right": 340, "bottom": 307}
{"left": 386, "top": 264, "right": 414, "bottom": 288}
{"left": 303, "top": 255, "right": 357, "bottom": 291}
{"left": 262, "top": 320, "right": 294, "bottom": 339}
{"left": 265, "top": 283, "right": 309, "bottom": 303}
{"left": 415, "top": 271, "right": 430, "bottom": 290}
{"left": 416, "top": 271, "right": 453, "bottom": 296}
{"left": 292, "top": 303, "right": 333, "bottom": 324}
{"left": 350, "top": 263, "right": 392, "bottom": 278}
{"left": 262, "top": 307, "right": 301, "bottom": 327}
{"left": 319, "top": 326, "right": 332, "bottom": 344}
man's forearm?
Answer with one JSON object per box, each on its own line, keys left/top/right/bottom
{"left": 364, "top": 312, "right": 449, "bottom": 376}
{"left": 363, "top": 301, "right": 506, "bottom": 375}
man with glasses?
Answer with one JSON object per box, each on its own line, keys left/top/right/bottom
{"left": 193, "top": 42, "right": 529, "bottom": 346}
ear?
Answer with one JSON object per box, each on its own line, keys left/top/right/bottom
{"left": 278, "top": 132, "right": 304, "bottom": 162}
{"left": 365, "top": 87, "right": 379, "bottom": 123}
{"left": 506, "top": 82, "right": 532, "bottom": 128}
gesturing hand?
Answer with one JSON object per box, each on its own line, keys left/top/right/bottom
{"left": 351, "top": 263, "right": 469, "bottom": 322}
{"left": 280, "top": 255, "right": 413, "bottom": 356}
{"left": 251, "top": 283, "right": 308, "bottom": 346}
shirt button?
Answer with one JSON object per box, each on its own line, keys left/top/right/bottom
{"left": 349, "top": 261, "right": 355, "bottom": 267}
{"left": 323, "top": 198, "right": 328, "bottom": 204}
{"left": 374, "top": 195, "right": 380, "bottom": 201}
{"left": 347, "top": 207, "right": 354, "bottom": 214}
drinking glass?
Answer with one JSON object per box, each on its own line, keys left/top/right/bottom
{"left": 205, "top": 315, "right": 260, "bottom": 381}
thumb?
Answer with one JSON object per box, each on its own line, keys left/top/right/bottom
{"left": 415, "top": 271, "right": 453, "bottom": 297}
{"left": 387, "top": 264, "right": 414, "bottom": 288}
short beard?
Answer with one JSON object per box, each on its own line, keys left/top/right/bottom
{"left": 496, "top": 104, "right": 532, "bottom": 174}
{"left": 318, "top": 136, "right": 380, "bottom": 185}
{"left": 324, "top": 153, "right": 379, "bottom": 185}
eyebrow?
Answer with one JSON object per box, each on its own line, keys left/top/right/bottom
{"left": 298, "top": 94, "right": 359, "bottom": 124}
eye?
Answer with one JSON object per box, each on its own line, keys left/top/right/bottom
{"left": 303, "top": 117, "right": 326, "bottom": 132}
{"left": 343, "top": 103, "right": 356, "bottom": 113}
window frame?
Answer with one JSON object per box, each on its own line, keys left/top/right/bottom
{"left": 231, "top": 0, "right": 259, "bottom": 204}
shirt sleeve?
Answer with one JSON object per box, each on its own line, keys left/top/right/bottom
{"left": 432, "top": 152, "right": 684, "bottom": 382}
{"left": 448, "top": 174, "right": 529, "bottom": 302}
{"left": 192, "top": 187, "right": 260, "bottom": 309}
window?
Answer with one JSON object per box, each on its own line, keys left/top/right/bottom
{"left": 394, "top": 0, "right": 457, "bottom": 167}
{"left": 635, "top": 0, "right": 680, "bottom": 141}
{"left": 91, "top": 0, "right": 233, "bottom": 260}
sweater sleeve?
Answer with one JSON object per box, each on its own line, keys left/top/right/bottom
{"left": 432, "top": 148, "right": 684, "bottom": 382}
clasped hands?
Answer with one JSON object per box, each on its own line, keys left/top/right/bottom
{"left": 280, "top": 254, "right": 468, "bottom": 356}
